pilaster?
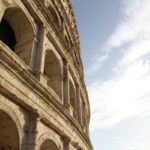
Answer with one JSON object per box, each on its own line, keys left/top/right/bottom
{"left": 76, "top": 86, "right": 83, "bottom": 125}
{"left": 31, "top": 25, "right": 46, "bottom": 77}
{"left": 62, "top": 137, "right": 70, "bottom": 150}
{"left": 63, "top": 60, "right": 70, "bottom": 109}
{"left": 21, "top": 110, "right": 41, "bottom": 150}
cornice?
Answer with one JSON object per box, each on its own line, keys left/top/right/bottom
{"left": 60, "top": 0, "right": 80, "bottom": 48}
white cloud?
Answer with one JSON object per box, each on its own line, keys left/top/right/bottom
{"left": 88, "top": 0, "right": 150, "bottom": 131}
{"left": 121, "top": 40, "right": 150, "bottom": 66}
{"left": 87, "top": 0, "right": 150, "bottom": 78}
{"left": 108, "top": 0, "right": 150, "bottom": 48}
{"left": 89, "top": 61, "right": 150, "bottom": 130}
{"left": 85, "top": 52, "right": 109, "bottom": 77}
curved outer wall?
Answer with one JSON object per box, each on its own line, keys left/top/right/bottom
{"left": 0, "top": 0, "right": 93, "bottom": 150}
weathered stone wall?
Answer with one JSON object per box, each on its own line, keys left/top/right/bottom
{"left": 0, "top": 0, "right": 93, "bottom": 149}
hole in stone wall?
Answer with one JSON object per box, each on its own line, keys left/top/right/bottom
{"left": 0, "top": 18, "right": 16, "bottom": 51}
{"left": 0, "top": 7, "right": 35, "bottom": 66}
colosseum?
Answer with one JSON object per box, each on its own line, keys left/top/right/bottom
{"left": 0, "top": 0, "right": 93, "bottom": 150}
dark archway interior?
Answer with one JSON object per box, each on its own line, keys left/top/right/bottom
{"left": 0, "top": 109, "right": 19, "bottom": 150}
{"left": 0, "top": 18, "right": 16, "bottom": 51}
{"left": 44, "top": 50, "right": 62, "bottom": 99}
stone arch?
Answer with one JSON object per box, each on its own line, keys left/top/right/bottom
{"left": 0, "top": 6, "right": 35, "bottom": 66}
{"left": 38, "top": 132, "right": 60, "bottom": 150}
{"left": 0, "top": 103, "right": 22, "bottom": 149}
{"left": 47, "top": 4, "right": 61, "bottom": 28}
{"left": 64, "top": 27, "right": 72, "bottom": 50}
{"left": 65, "top": 33, "right": 71, "bottom": 48}
{"left": 44, "top": 49, "right": 63, "bottom": 99}
{"left": 40, "top": 139, "right": 58, "bottom": 150}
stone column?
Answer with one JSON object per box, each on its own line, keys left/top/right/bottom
{"left": 21, "top": 111, "right": 40, "bottom": 150}
{"left": 62, "top": 137, "right": 70, "bottom": 150}
{"left": 76, "top": 86, "right": 83, "bottom": 125}
{"left": 74, "top": 84, "right": 79, "bottom": 119}
{"left": 31, "top": 25, "right": 46, "bottom": 76}
{"left": 63, "top": 60, "right": 70, "bottom": 109}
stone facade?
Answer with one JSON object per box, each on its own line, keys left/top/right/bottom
{"left": 0, "top": 0, "right": 93, "bottom": 150}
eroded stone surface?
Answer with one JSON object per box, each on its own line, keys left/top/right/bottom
{"left": 0, "top": 0, "right": 93, "bottom": 150}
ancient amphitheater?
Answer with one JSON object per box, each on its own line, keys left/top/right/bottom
{"left": 0, "top": 0, "right": 93, "bottom": 149}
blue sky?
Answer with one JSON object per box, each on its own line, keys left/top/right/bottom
{"left": 72, "top": 0, "right": 150, "bottom": 150}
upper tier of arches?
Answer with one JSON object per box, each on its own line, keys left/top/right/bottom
{"left": 0, "top": 0, "right": 90, "bottom": 135}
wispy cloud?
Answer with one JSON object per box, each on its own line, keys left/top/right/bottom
{"left": 89, "top": 61, "right": 150, "bottom": 130}
{"left": 88, "top": 0, "right": 150, "bottom": 131}
{"left": 87, "top": 0, "right": 150, "bottom": 77}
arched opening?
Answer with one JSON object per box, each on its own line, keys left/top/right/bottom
{"left": 0, "top": 18, "right": 16, "bottom": 51}
{"left": 65, "top": 34, "right": 71, "bottom": 49}
{"left": 0, "top": 109, "right": 19, "bottom": 150}
{"left": 47, "top": 5, "right": 61, "bottom": 28}
{"left": 0, "top": 7, "right": 35, "bottom": 66}
{"left": 69, "top": 80, "right": 77, "bottom": 118}
{"left": 44, "top": 50, "right": 62, "bottom": 99}
{"left": 40, "top": 139, "right": 58, "bottom": 150}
